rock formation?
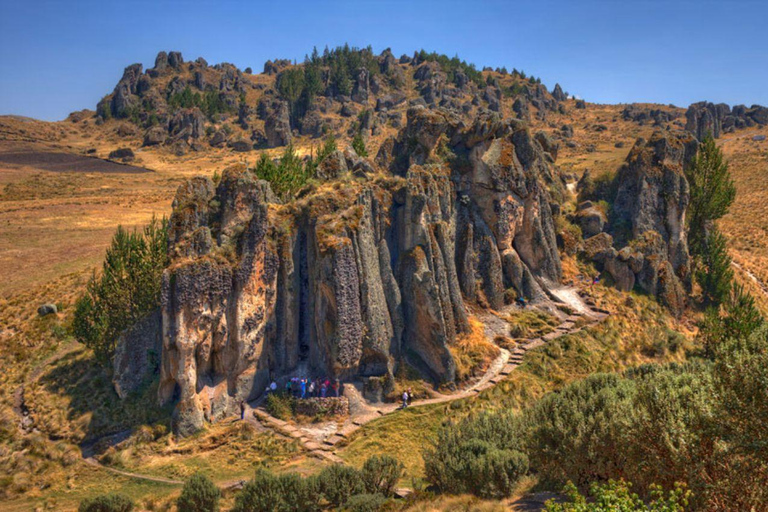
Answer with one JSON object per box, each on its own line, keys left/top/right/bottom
{"left": 158, "top": 105, "right": 563, "bottom": 435}
{"left": 686, "top": 101, "right": 768, "bottom": 139}
{"left": 585, "top": 131, "right": 696, "bottom": 315}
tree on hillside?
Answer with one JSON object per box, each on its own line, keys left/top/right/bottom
{"left": 73, "top": 216, "right": 168, "bottom": 367}
{"left": 700, "top": 282, "right": 763, "bottom": 357}
{"left": 695, "top": 226, "right": 733, "bottom": 306}
{"left": 352, "top": 133, "right": 368, "bottom": 157}
{"left": 685, "top": 136, "right": 736, "bottom": 257}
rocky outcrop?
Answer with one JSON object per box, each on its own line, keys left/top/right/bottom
{"left": 552, "top": 83, "right": 566, "bottom": 102}
{"left": 585, "top": 131, "right": 696, "bottom": 315}
{"left": 686, "top": 101, "right": 768, "bottom": 139}
{"left": 159, "top": 105, "right": 564, "bottom": 435}
{"left": 261, "top": 99, "right": 292, "bottom": 147}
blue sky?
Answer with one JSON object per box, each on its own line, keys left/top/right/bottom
{"left": 1, "top": 0, "right": 766, "bottom": 121}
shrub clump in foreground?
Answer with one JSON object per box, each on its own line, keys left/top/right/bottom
{"left": 231, "top": 455, "right": 403, "bottom": 511}
{"left": 177, "top": 473, "right": 221, "bottom": 512}
{"left": 78, "top": 493, "right": 134, "bottom": 512}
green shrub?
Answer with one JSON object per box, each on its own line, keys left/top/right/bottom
{"left": 361, "top": 455, "right": 404, "bottom": 497}
{"left": 232, "top": 469, "right": 283, "bottom": 512}
{"left": 342, "top": 493, "right": 388, "bottom": 512}
{"left": 317, "top": 464, "right": 365, "bottom": 507}
{"left": 424, "top": 411, "right": 529, "bottom": 498}
{"left": 177, "top": 473, "right": 220, "bottom": 512}
{"left": 277, "top": 473, "right": 321, "bottom": 512}
{"left": 352, "top": 133, "right": 368, "bottom": 157}
{"left": 545, "top": 480, "right": 690, "bottom": 512}
{"left": 253, "top": 146, "right": 313, "bottom": 202}
{"left": 265, "top": 392, "right": 295, "bottom": 420}
{"left": 73, "top": 216, "right": 168, "bottom": 367}
{"left": 78, "top": 493, "right": 134, "bottom": 512}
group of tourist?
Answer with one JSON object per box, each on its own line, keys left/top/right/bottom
{"left": 266, "top": 377, "right": 343, "bottom": 399}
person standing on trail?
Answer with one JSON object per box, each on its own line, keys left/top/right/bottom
{"left": 239, "top": 400, "right": 245, "bottom": 421}
{"left": 334, "top": 378, "right": 341, "bottom": 397}
{"left": 300, "top": 378, "right": 307, "bottom": 399}
{"left": 308, "top": 380, "right": 315, "bottom": 397}
{"left": 402, "top": 390, "right": 409, "bottom": 409}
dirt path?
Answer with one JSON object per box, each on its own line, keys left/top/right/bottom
{"left": 249, "top": 288, "right": 609, "bottom": 464}
{"left": 732, "top": 260, "right": 768, "bottom": 300}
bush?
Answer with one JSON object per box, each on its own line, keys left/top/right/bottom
{"left": 177, "top": 473, "right": 220, "bottom": 512}
{"left": 232, "top": 469, "right": 283, "bottom": 512}
{"left": 545, "top": 480, "right": 690, "bottom": 512}
{"left": 342, "top": 493, "right": 388, "bottom": 512}
{"left": 317, "top": 464, "right": 365, "bottom": 507}
{"left": 352, "top": 133, "right": 368, "bottom": 157}
{"left": 361, "top": 455, "right": 404, "bottom": 497}
{"left": 253, "top": 146, "right": 313, "bottom": 202}
{"left": 233, "top": 469, "right": 320, "bottom": 512}
{"left": 424, "top": 412, "right": 529, "bottom": 498}
{"left": 79, "top": 493, "right": 134, "bottom": 512}
{"left": 73, "top": 216, "right": 168, "bottom": 367}
{"left": 265, "top": 392, "right": 295, "bottom": 420}
{"left": 278, "top": 473, "right": 321, "bottom": 512}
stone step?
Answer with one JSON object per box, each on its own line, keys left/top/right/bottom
{"left": 337, "top": 424, "right": 359, "bottom": 438}
{"left": 560, "top": 321, "right": 575, "bottom": 330}
{"left": 303, "top": 441, "right": 322, "bottom": 451}
{"left": 543, "top": 331, "right": 562, "bottom": 341}
{"left": 325, "top": 435, "right": 345, "bottom": 446}
{"left": 500, "top": 364, "right": 517, "bottom": 375}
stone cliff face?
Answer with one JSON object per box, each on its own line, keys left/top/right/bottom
{"left": 158, "top": 106, "right": 563, "bottom": 435}
{"left": 585, "top": 131, "right": 696, "bottom": 316}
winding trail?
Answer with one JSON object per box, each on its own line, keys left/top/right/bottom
{"left": 248, "top": 289, "right": 609, "bottom": 464}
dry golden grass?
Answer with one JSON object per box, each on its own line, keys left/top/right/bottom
{"left": 448, "top": 316, "right": 500, "bottom": 381}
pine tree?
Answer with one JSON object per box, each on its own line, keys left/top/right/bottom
{"left": 700, "top": 282, "right": 763, "bottom": 358}
{"left": 696, "top": 226, "right": 733, "bottom": 305}
{"left": 73, "top": 216, "right": 168, "bottom": 367}
{"left": 685, "top": 136, "right": 736, "bottom": 257}
{"left": 352, "top": 133, "right": 368, "bottom": 157}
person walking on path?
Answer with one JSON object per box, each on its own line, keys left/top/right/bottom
{"left": 300, "top": 378, "right": 307, "bottom": 399}
{"left": 239, "top": 400, "right": 245, "bottom": 420}
{"left": 402, "top": 390, "right": 409, "bottom": 409}
{"left": 308, "top": 380, "right": 315, "bottom": 397}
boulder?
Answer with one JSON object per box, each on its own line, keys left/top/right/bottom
{"left": 513, "top": 97, "right": 530, "bottom": 121}
{"left": 575, "top": 202, "right": 606, "bottom": 238}
{"left": 209, "top": 130, "right": 228, "bottom": 147}
{"left": 108, "top": 148, "right": 135, "bottom": 162}
{"left": 316, "top": 150, "right": 348, "bottom": 180}
{"left": 143, "top": 126, "right": 167, "bottom": 146}
{"left": 376, "top": 92, "right": 407, "bottom": 112}
{"left": 264, "top": 100, "right": 292, "bottom": 147}
{"left": 37, "top": 304, "right": 57, "bottom": 317}
{"left": 229, "top": 139, "right": 252, "bottom": 152}
{"left": 169, "top": 108, "right": 206, "bottom": 140}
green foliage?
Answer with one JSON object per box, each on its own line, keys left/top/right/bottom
{"left": 73, "top": 216, "right": 168, "bottom": 367}
{"left": 167, "top": 86, "right": 233, "bottom": 118}
{"left": 276, "top": 473, "right": 321, "bottom": 512}
{"left": 699, "top": 283, "right": 763, "bottom": 357}
{"left": 545, "top": 480, "right": 690, "bottom": 512}
{"left": 694, "top": 227, "right": 733, "bottom": 305}
{"left": 97, "top": 96, "right": 113, "bottom": 120}
{"left": 525, "top": 373, "right": 637, "bottom": 487}
{"left": 317, "top": 464, "right": 366, "bottom": 508}
{"left": 276, "top": 66, "right": 306, "bottom": 122}
{"left": 685, "top": 136, "right": 736, "bottom": 257}
{"left": 264, "top": 392, "right": 295, "bottom": 420}
{"left": 424, "top": 411, "right": 529, "bottom": 498}
{"left": 177, "top": 473, "right": 221, "bottom": 512}
{"left": 416, "top": 49, "right": 485, "bottom": 88}
{"left": 342, "top": 493, "right": 388, "bottom": 512}
{"left": 361, "top": 455, "right": 404, "bottom": 497}
{"left": 352, "top": 133, "right": 368, "bottom": 157}
{"left": 232, "top": 469, "right": 284, "bottom": 512}
{"left": 78, "top": 493, "right": 134, "bottom": 512}
{"left": 252, "top": 145, "right": 314, "bottom": 202}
